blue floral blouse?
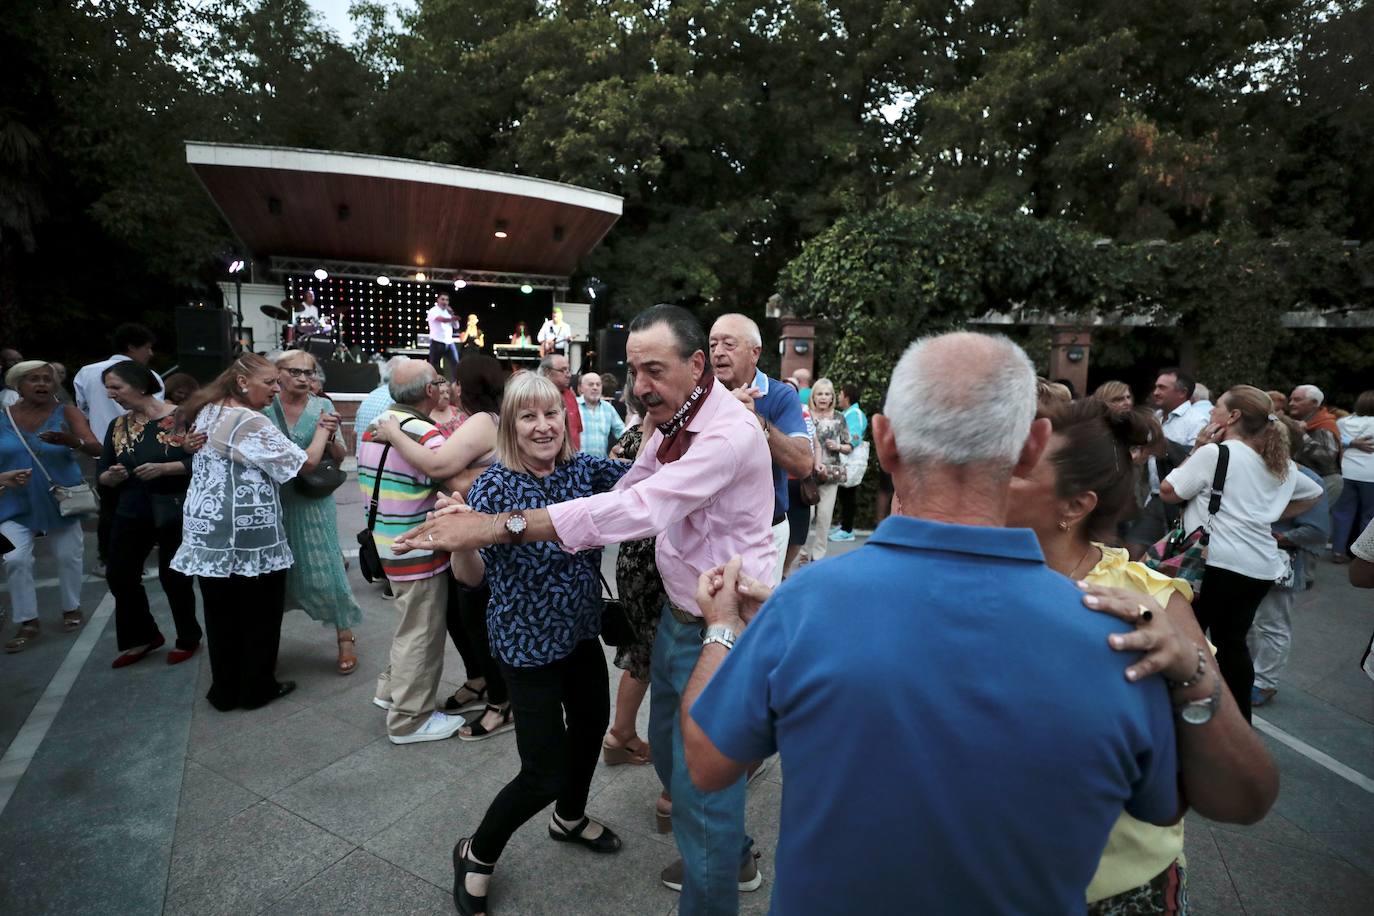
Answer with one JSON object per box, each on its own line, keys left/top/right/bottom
{"left": 468, "top": 453, "right": 630, "bottom": 667}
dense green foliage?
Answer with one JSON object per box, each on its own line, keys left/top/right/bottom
{"left": 1, "top": 0, "right": 1369, "bottom": 379}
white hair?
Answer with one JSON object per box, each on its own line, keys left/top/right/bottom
{"left": 883, "top": 332, "right": 1036, "bottom": 468}
{"left": 378, "top": 355, "right": 408, "bottom": 385}
{"left": 1192, "top": 383, "right": 1210, "bottom": 402}
{"left": 713, "top": 313, "right": 762, "bottom": 347}
{"left": 1293, "top": 384, "right": 1324, "bottom": 405}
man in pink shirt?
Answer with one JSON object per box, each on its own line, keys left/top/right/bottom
{"left": 397, "top": 304, "right": 775, "bottom": 914}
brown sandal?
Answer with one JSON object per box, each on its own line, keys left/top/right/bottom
{"left": 602, "top": 733, "right": 651, "bottom": 766}
{"left": 337, "top": 634, "right": 358, "bottom": 675}
{"left": 62, "top": 610, "right": 83, "bottom": 632}
{"left": 5, "top": 621, "right": 40, "bottom": 653}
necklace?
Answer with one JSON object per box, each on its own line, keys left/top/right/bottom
{"left": 1065, "top": 543, "right": 1097, "bottom": 580}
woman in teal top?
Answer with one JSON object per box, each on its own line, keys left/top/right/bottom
{"left": 2, "top": 360, "right": 101, "bottom": 652}
{"left": 269, "top": 350, "right": 362, "bottom": 674}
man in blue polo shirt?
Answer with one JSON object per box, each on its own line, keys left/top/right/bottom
{"left": 682, "top": 332, "right": 1182, "bottom": 915}
{"left": 709, "top": 313, "right": 812, "bottom": 583}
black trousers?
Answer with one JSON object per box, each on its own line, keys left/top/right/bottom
{"left": 471, "top": 639, "right": 609, "bottom": 863}
{"left": 108, "top": 514, "right": 200, "bottom": 651}
{"left": 96, "top": 482, "right": 119, "bottom": 563}
{"left": 446, "top": 579, "right": 508, "bottom": 704}
{"left": 201, "top": 570, "right": 288, "bottom": 711}
{"left": 1192, "top": 565, "right": 1273, "bottom": 722}
{"left": 837, "top": 484, "right": 858, "bottom": 532}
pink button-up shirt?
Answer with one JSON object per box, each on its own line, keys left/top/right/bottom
{"left": 547, "top": 381, "right": 776, "bottom": 613}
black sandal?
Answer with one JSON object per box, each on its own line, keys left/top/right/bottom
{"left": 443, "top": 681, "right": 488, "bottom": 714}
{"left": 548, "top": 815, "right": 622, "bottom": 853}
{"left": 452, "top": 837, "right": 493, "bottom": 916}
{"left": 458, "top": 704, "right": 514, "bottom": 742}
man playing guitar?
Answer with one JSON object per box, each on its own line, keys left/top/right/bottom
{"left": 537, "top": 307, "right": 571, "bottom": 356}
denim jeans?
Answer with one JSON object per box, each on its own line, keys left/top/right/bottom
{"left": 649, "top": 602, "right": 752, "bottom": 916}
{"left": 1332, "top": 478, "right": 1374, "bottom": 556}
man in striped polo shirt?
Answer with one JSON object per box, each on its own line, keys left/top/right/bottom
{"left": 357, "top": 359, "right": 467, "bottom": 745}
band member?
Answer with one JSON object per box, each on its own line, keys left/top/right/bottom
{"left": 427, "top": 293, "right": 461, "bottom": 380}
{"left": 510, "top": 322, "right": 532, "bottom": 348}
{"left": 460, "top": 314, "right": 486, "bottom": 353}
{"left": 538, "top": 307, "right": 572, "bottom": 357}
{"left": 293, "top": 290, "right": 321, "bottom": 326}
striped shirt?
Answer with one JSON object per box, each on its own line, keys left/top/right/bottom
{"left": 577, "top": 396, "right": 626, "bottom": 458}
{"left": 356, "top": 405, "right": 450, "bottom": 581}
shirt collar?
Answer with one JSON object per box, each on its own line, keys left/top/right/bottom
{"left": 686, "top": 378, "right": 732, "bottom": 434}
{"left": 752, "top": 368, "right": 769, "bottom": 394}
{"left": 866, "top": 515, "right": 1047, "bottom": 564}
{"left": 1166, "top": 402, "right": 1191, "bottom": 421}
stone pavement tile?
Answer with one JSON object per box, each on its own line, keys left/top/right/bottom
{"left": 1308, "top": 831, "right": 1374, "bottom": 879}
{"left": 476, "top": 826, "right": 681, "bottom": 915}
{"left": 1254, "top": 685, "right": 1370, "bottom": 732}
{"left": 1213, "top": 829, "right": 1374, "bottom": 916}
{"left": 309, "top": 668, "right": 399, "bottom": 732}
{"left": 187, "top": 686, "right": 305, "bottom": 754}
{"left": 165, "top": 800, "right": 354, "bottom": 916}
{"left": 1285, "top": 725, "right": 1374, "bottom": 772}
{"left": 261, "top": 848, "right": 452, "bottom": 915}
{"left": 740, "top": 776, "right": 781, "bottom": 902}
{"left": 1205, "top": 809, "right": 1333, "bottom": 855}
{"left": 1304, "top": 669, "right": 1374, "bottom": 726}
{"left": 270, "top": 737, "right": 467, "bottom": 845}
{"left": 0, "top": 719, "right": 186, "bottom": 916}
{"left": 191, "top": 704, "right": 375, "bottom": 797}
{"left": 586, "top": 758, "right": 677, "bottom": 851}
{"left": 1264, "top": 741, "right": 1373, "bottom": 835}
{"left": 175, "top": 759, "right": 264, "bottom": 842}
{"left": 1181, "top": 822, "right": 1246, "bottom": 915}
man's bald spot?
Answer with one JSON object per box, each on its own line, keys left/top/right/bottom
{"left": 916, "top": 333, "right": 1022, "bottom": 405}
{"left": 391, "top": 358, "right": 435, "bottom": 387}
{"left": 711, "top": 313, "right": 762, "bottom": 348}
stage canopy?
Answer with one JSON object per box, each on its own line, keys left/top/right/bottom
{"left": 186, "top": 142, "right": 623, "bottom": 283}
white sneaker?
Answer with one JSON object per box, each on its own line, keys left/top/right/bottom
{"left": 389, "top": 710, "right": 466, "bottom": 745}
{"left": 372, "top": 696, "right": 393, "bottom": 710}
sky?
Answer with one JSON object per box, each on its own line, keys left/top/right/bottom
{"left": 309, "top": 0, "right": 413, "bottom": 43}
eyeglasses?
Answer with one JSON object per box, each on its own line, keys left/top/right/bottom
{"left": 282, "top": 367, "right": 314, "bottom": 378}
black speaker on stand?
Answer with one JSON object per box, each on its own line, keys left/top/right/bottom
{"left": 596, "top": 326, "right": 629, "bottom": 381}
{"left": 175, "top": 307, "right": 234, "bottom": 382}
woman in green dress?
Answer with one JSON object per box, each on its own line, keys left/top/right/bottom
{"left": 269, "top": 350, "right": 363, "bottom": 674}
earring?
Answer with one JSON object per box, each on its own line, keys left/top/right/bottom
{"left": 1057, "top": 520, "right": 1070, "bottom": 532}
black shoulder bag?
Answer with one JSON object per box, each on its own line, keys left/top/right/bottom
{"left": 356, "top": 418, "right": 415, "bottom": 583}
{"left": 599, "top": 569, "right": 635, "bottom": 647}
{"left": 270, "top": 401, "right": 347, "bottom": 498}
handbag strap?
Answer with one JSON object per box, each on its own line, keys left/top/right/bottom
{"left": 4, "top": 404, "right": 57, "bottom": 486}
{"left": 366, "top": 416, "right": 418, "bottom": 532}
{"left": 598, "top": 568, "right": 617, "bottom": 600}
{"left": 1206, "top": 442, "right": 1230, "bottom": 517}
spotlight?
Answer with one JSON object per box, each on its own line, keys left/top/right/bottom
{"left": 454, "top": 278, "right": 467, "bottom": 289}
{"left": 520, "top": 284, "right": 533, "bottom": 294}
{"left": 415, "top": 272, "right": 427, "bottom": 282}
{"left": 313, "top": 268, "right": 328, "bottom": 280}
{"left": 377, "top": 276, "right": 391, "bottom": 286}
{"left": 494, "top": 219, "right": 509, "bottom": 239}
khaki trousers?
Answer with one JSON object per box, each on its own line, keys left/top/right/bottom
{"left": 376, "top": 574, "right": 448, "bottom": 736}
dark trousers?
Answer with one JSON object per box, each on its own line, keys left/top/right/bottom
{"left": 837, "top": 484, "right": 857, "bottom": 532}
{"left": 201, "top": 570, "right": 288, "bottom": 711}
{"left": 428, "top": 340, "right": 460, "bottom": 381}
{"left": 96, "top": 482, "right": 119, "bottom": 563}
{"left": 446, "top": 579, "right": 508, "bottom": 704}
{"left": 471, "top": 638, "right": 609, "bottom": 863}
{"left": 108, "top": 514, "right": 200, "bottom": 651}
{"left": 1192, "top": 566, "right": 1272, "bottom": 722}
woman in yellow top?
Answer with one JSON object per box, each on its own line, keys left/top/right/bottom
{"left": 1007, "top": 398, "right": 1277, "bottom": 915}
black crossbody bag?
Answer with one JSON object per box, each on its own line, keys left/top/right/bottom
{"left": 356, "top": 418, "right": 416, "bottom": 583}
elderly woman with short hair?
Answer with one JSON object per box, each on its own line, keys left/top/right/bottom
{"left": 2, "top": 360, "right": 100, "bottom": 651}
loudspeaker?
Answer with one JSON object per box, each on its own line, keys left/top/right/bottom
{"left": 319, "top": 360, "right": 379, "bottom": 393}
{"left": 596, "top": 326, "right": 628, "bottom": 378}
{"left": 172, "top": 354, "right": 232, "bottom": 383}
{"left": 176, "top": 307, "right": 234, "bottom": 357}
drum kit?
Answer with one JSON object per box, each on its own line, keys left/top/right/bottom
{"left": 261, "top": 301, "right": 347, "bottom": 359}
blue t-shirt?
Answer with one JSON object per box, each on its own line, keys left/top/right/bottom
{"left": 468, "top": 453, "right": 630, "bottom": 667}
{"left": 751, "top": 369, "right": 809, "bottom": 520}
{"left": 692, "top": 516, "right": 1179, "bottom": 915}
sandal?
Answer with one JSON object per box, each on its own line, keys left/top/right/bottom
{"left": 548, "top": 814, "right": 622, "bottom": 853}
{"left": 337, "top": 634, "right": 358, "bottom": 676}
{"left": 601, "top": 732, "right": 651, "bottom": 766}
{"left": 452, "top": 837, "right": 492, "bottom": 916}
{"left": 458, "top": 704, "right": 514, "bottom": 742}
{"left": 655, "top": 792, "right": 673, "bottom": 834}
{"left": 62, "top": 610, "right": 83, "bottom": 632}
{"left": 443, "top": 680, "right": 488, "bottom": 714}
{"left": 5, "top": 621, "right": 39, "bottom": 654}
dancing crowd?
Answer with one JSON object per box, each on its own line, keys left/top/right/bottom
{"left": 3, "top": 307, "right": 1374, "bottom": 915}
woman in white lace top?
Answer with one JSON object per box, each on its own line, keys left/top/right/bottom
{"left": 172, "top": 353, "right": 338, "bottom": 711}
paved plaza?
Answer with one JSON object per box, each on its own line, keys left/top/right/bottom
{"left": 0, "top": 479, "right": 1371, "bottom": 915}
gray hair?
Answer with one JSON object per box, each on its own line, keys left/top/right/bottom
{"left": 390, "top": 369, "right": 434, "bottom": 405}
{"left": 713, "top": 312, "right": 762, "bottom": 347}
{"left": 537, "top": 354, "right": 565, "bottom": 376}
{"left": 1192, "top": 382, "right": 1210, "bottom": 402}
{"left": 884, "top": 332, "right": 1036, "bottom": 468}
{"left": 378, "top": 355, "right": 408, "bottom": 386}
{"left": 1293, "top": 384, "right": 1324, "bottom": 405}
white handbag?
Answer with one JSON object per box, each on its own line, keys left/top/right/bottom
{"left": 4, "top": 405, "right": 99, "bottom": 517}
{"left": 841, "top": 440, "right": 870, "bottom": 489}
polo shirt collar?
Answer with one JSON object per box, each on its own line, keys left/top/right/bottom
{"left": 752, "top": 367, "right": 770, "bottom": 394}
{"left": 866, "top": 515, "right": 1047, "bottom": 564}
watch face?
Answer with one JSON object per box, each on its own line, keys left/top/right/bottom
{"left": 1180, "top": 702, "right": 1214, "bottom": 725}
{"left": 506, "top": 514, "right": 527, "bottom": 535}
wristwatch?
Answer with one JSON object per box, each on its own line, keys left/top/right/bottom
{"left": 702, "top": 624, "right": 738, "bottom": 651}
{"left": 503, "top": 512, "right": 528, "bottom": 543}
{"left": 1175, "top": 670, "right": 1223, "bottom": 725}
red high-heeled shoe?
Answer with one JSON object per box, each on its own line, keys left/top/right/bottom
{"left": 112, "top": 634, "right": 166, "bottom": 669}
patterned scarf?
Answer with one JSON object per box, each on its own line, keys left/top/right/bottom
{"left": 655, "top": 367, "right": 715, "bottom": 464}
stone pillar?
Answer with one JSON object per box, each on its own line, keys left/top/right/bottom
{"left": 777, "top": 318, "right": 816, "bottom": 382}
{"left": 1048, "top": 326, "right": 1092, "bottom": 398}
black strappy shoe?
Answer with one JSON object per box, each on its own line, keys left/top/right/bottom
{"left": 548, "top": 815, "right": 623, "bottom": 853}
{"left": 457, "top": 704, "right": 514, "bottom": 742}
{"left": 452, "top": 837, "right": 493, "bottom": 916}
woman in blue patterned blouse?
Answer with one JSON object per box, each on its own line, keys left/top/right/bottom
{"left": 448, "top": 371, "right": 630, "bottom": 916}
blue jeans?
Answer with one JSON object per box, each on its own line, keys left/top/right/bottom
{"left": 427, "top": 340, "right": 460, "bottom": 380}
{"left": 649, "top": 602, "right": 752, "bottom": 915}
{"left": 1332, "top": 478, "right": 1374, "bottom": 555}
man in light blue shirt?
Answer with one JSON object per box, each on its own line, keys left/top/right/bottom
{"left": 575, "top": 371, "right": 625, "bottom": 458}
{"left": 354, "top": 356, "right": 408, "bottom": 457}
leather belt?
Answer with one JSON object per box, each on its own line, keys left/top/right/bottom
{"left": 668, "top": 602, "right": 702, "bottom": 628}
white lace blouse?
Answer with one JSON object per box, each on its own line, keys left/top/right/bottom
{"left": 171, "top": 404, "right": 307, "bottom": 578}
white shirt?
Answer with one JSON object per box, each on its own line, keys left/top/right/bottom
{"left": 537, "top": 318, "right": 571, "bottom": 351}
{"left": 1160, "top": 401, "right": 1208, "bottom": 447}
{"left": 1338, "top": 415, "right": 1374, "bottom": 482}
{"left": 426, "top": 305, "right": 454, "bottom": 344}
{"left": 1165, "top": 440, "right": 1323, "bottom": 580}
{"left": 293, "top": 304, "right": 320, "bottom": 325}
{"left": 74, "top": 355, "right": 165, "bottom": 445}
{"left": 171, "top": 404, "right": 306, "bottom": 578}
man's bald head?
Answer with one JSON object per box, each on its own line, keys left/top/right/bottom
{"left": 709, "top": 313, "right": 764, "bottom": 389}
{"left": 390, "top": 358, "right": 441, "bottom": 407}
{"left": 792, "top": 368, "right": 812, "bottom": 387}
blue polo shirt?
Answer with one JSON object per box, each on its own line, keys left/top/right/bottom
{"left": 692, "top": 516, "right": 1179, "bottom": 915}
{"left": 751, "top": 369, "right": 809, "bottom": 520}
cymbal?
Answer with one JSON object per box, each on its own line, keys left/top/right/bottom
{"left": 260, "top": 304, "right": 291, "bottom": 321}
